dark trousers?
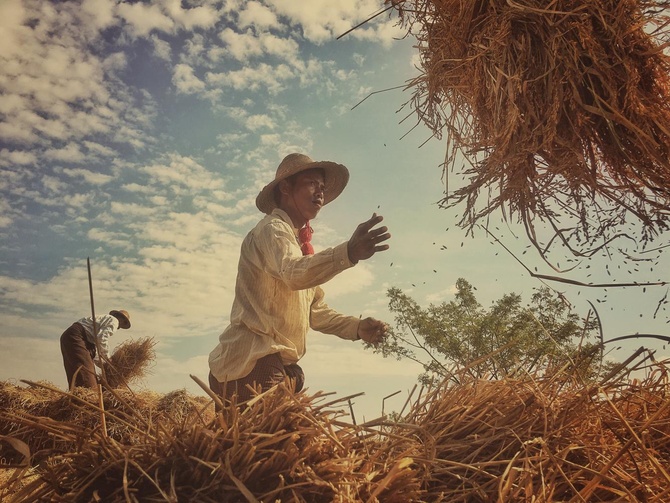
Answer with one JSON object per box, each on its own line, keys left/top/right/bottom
{"left": 60, "top": 323, "right": 98, "bottom": 389}
{"left": 208, "top": 353, "right": 305, "bottom": 405}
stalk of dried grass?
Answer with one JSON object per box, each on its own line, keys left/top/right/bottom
{"left": 389, "top": 0, "right": 670, "bottom": 257}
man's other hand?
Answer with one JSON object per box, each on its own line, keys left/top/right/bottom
{"left": 357, "top": 317, "right": 388, "bottom": 345}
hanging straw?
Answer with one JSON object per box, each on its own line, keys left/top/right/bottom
{"left": 388, "top": 0, "right": 670, "bottom": 259}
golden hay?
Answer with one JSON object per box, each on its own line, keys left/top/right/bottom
{"left": 1, "top": 384, "right": 419, "bottom": 502}
{"left": 0, "top": 381, "right": 215, "bottom": 466}
{"left": 390, "top": 0, "right": 670, "bottom": 257}
{"left": 1, "top": 355, "right": 669, "bottom": 502}
{"left": 102, "top": 337, "right": 156, "bottom": 388}
{"left": 380, "top": 363, "right": 670, "bottom": 501}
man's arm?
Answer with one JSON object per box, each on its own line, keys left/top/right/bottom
{"left": 309, "top": 286, "right": 360, "bottom": 340}
{"left": 258, "top": 221, "right": 354, "bottom": 290}
{"left": 310, "top": 286, "right": 389, "bottom": 344}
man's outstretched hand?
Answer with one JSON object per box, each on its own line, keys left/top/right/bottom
{"left": 347, "top": 213, "right": 391, "bottom": 264}
{"left": 357, "top": 317, "right": 388, "bottom": 345}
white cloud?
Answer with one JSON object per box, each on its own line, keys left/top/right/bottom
{"left": 259, "top": 32, "right": 301, "bottom": 64}
{"left": 238, "top": 1, "right": 280, "bottom": 31}
{"left": 245, "top": 114, "right": 276, "bottom": 131}
{"left": 267, "top": 0, "right": 397, "bottom": 44}
{"left": 172, "top": 63, "right": 206, "bottom": 94}
{"left": 88, "top": 228, "right": 133, "bottom": 251}
{"left": 216, "top": 132, "right": 248, "bottom": 147}
{"left": 103, "top": 51, "right": 128, "bottom": 72}
{"left": 0, "top": 0, "right": 157, "bottom": 172}
{"left": 0, "top": 149, "right": 38, "bottom": 166}
{"left": 81, "top": 0, "right": 117, "bottom": 31}
{"left": 44, "top": 144, "right": 86, "bottom": 163}
{"left": 142, "top": 154, "right": 227, "bottom": 193}
{"left": 41, "top": 175, "right": 67, "bottom": 194}
{"left": 83, "top": 141, "right": 116, "bottom": 158}
{"left": 160, "top": 0, "right": 220, "bottom": 30}
{"left": 0, "top": 0, "right": 28, "bottom": 59}
{"left": 207, "top": 62, "right": 294, "bottom": 94}
{"left": 0, "top": 122, "right": 40, "bottom": 144}
{"left": 151, "top": 35, "right": 173, "bottom": 62}
{"left": 219, "top": 28, "right": 263, "bottom": 61}
{"left": 117, "top": 2, "right": 175, "bottom": 37}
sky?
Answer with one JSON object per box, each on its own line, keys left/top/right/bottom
{"left": 1, "top": 0, "right": 668, "bottom": 422}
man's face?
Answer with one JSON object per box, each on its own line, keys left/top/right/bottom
{"left": 288, "top": 169, "right": 326, "bottom": 222}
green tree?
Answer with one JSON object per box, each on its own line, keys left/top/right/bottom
{"left": 375, "top": 278, "right": 603, "bottom": 385}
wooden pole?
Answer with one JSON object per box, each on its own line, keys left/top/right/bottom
{"left": 87, "top": 257, "right": 106, "bottom": 383}
{"left": 87, "top": 257, "right": 97, "bottom": 338}
{"left": 98, "top": 384, "right": 108, "bottom": 438}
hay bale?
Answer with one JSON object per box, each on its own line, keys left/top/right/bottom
{"left": 391, "top": 0, "right": 670, "bottom": 256}
{"left": 102, "top": 337, "right": 156, "bottom": 388}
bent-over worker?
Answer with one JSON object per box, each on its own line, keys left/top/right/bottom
{"left": 60, "top": 309, "right": 131, "bottom": 388}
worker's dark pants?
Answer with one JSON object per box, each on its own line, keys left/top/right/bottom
{"left": 208, "top": 353, "right": 305, "bottom": 407}
{"left": 60, "top": 323, "right": 98, "bottom": 389}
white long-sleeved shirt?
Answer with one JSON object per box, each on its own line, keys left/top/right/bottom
{"left": 208, "top": 209, "right": 360, "bottom": 382}
{"left": 76, "top": 314, "right": 119, "bottom": 362}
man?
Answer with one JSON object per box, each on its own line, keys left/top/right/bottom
{"left": 60, "top": 309, "right": 131, "bottom": 389}
{"left": 208, "top": 152, "right": 391, "bottom": 403}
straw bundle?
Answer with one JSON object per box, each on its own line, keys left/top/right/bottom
{"left": 102, "top": 337, "right": 156, "bottom": 388}
{"left": 391, "top": 0, "right": 670, "bottom": 256}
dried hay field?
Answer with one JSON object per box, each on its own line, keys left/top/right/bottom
{"left": 1, "top": 347, "right": 669, "bottom": 502}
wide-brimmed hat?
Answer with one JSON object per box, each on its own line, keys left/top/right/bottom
{"left": 109, "top": 310, "right": 131, "bottom": 329}
{"left": 255, "top": 153, "right": 349, "bottom": 214}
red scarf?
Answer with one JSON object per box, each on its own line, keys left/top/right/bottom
{"left": 298, "top": 222, "right": 314, "bottom": 255}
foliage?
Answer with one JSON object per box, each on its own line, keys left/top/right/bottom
{"left": 375, "top": 278, "right": 604, "bottom": 384}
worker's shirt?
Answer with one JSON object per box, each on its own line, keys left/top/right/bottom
{"left": 208, "top": 208, "right": 360, "bottom": 382}
{"left": 76, "top": 314, "right": 119, "bottom": 361}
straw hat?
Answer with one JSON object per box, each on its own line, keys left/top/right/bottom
{"left": 255, "top": 153, "right": 349, "bottom": 214}
{"left": 109, "top": 309, "right": 131, "bottom": 329}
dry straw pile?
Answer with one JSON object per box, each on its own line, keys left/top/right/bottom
{"left": 102, "top": 337, "right": 156, "bottom": 389}
{"left": 1, "top": 351, "right": 669, "bottom": 502}
{"left": 389, "top": 0, "right": 670, "bottom": 256}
